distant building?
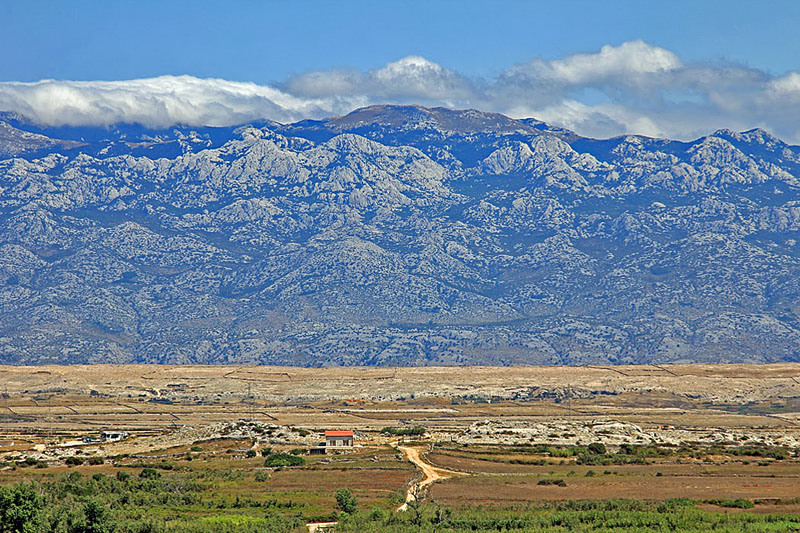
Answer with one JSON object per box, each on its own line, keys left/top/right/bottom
{"left": 100, "top": 431, "right": 129, "bottom": 442}
{"left": 324, "top": 430, "right": 354, "bottom": 448}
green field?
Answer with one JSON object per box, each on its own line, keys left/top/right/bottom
{"left": 4, "top": 475, "right": 800, "bottom": 532}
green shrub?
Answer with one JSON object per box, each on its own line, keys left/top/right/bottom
{"left": 618, "top": 443, "right": 635, "bottom": 455}
{"left": 380, "top": 426, "right": 426, "bottom": 436}
{"left": 139, "top": 468, "right": 160, "bottom": 479}
{"left": 587, "top": 442, "right": 607, "bottom": 455}
{"left": 705, "top": 498, "right": 755, "bottom": 509}
{"left": 335, "top": 488, "right": 358, "bottom": 514}
{"left": 264, "top": 453, "right": 305, "bottom": 467}
{"left": 769, "top": 447, "right": 788, "bottom": 460}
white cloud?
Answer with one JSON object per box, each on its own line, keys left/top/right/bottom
{"left": 3, "top": 41, "right": 800, "bottom": 143}
{"left": 769, "top": 72, "right": 800, "bottom": 99}
{"left": 512, "top": 41, "right": 682, "bottom": 85}
{"left": 373, "top": 56, "right": 445, "bottom": 83}
{"left": 554, "top": 41, "right": 681, "bottom": 81}
{"left": 0, "top": 76, "right": 334, "bottom": 128}
{"left": 285, "top": 55, "right": 473, "bottom": 104}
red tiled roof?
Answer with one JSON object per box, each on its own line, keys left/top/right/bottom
{"left": 325, "top": 430, "right": 353, "bottom": 437}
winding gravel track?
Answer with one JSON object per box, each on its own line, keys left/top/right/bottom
{"left": 397, "top": 444, "right": 463, "bottom": 511}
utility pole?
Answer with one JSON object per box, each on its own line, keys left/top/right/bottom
{"left": 567, "top": 384, "right": 572, "bottom": 418}
{"left": 247, "top": 383, "right": 254, "bottom": 420}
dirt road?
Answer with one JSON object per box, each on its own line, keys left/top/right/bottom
{"left": 306, "top": 522, "right": 337, "bottom": 532}
{"left": 397, "top": 444, "right": 463, "bottom": 511}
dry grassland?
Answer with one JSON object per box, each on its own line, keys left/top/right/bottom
{"left": 3, "top": 363, "right": 800, "bottom": 514}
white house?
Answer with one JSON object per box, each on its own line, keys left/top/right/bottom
{"left": 324, "top": 430, "right": 354, "bottom": 448}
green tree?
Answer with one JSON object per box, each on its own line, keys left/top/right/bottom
{"left": 335, "top": 488, "right": 358, "bottom": 514}
{"left": 0, "top": 483, "right": 42, "bottom": 533}
{"left": 70, "top": 499, "right": 110, "bottom": 533}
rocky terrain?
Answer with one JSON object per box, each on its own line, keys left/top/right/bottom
{"left": 2, "top": 420, "right": 319, "bottom": 464}
{"left": 1, "top": 105, "right": 799, "bottom": 365}
{"left": 3, "top": 364, "right": 800, "bottom": 466}
{"left": 458, "top": 419, "right": 800, "bottom": 448}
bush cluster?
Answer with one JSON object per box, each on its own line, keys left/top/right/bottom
{"left": 537, "top": 478, "right": 567, "bottom": 487}
{"left": 380, "top": 426, "right": 426, "bottom": 436}
{"left": 263, "top": 452, "right": 305, "bottom": 467}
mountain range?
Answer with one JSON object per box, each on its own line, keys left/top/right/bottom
{"left": 1, "top": 105, "right": 799, "bottom": 366}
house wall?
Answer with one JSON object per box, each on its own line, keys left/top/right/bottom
{"left": 325, "top": 437, "right": 353, "bottom": 447}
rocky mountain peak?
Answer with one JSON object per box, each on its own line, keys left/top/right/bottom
{"left": 0, "top": 105, "right": 799, "bottom": 366}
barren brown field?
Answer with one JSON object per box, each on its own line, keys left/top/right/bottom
{"left": 432, "top": 469, "right": 800, "bottom": 505}
{"left": 427, "top": 452, "right": 800, "bottom": 503}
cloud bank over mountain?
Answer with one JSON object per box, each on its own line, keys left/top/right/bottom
{"left": 3, "top": 40, "right": 800, "bottom": 143}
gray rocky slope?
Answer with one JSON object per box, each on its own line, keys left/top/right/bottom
{"left": 1, "top": 105, "right": 799, "bottom": 366}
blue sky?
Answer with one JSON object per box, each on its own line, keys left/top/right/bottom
{"left": 2, "top": 1, "right": 800, "bottom": 142}
{"left": 3, "top": 0, "right": 799, "bottom": 82}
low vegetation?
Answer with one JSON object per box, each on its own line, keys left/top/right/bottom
{"left": 435, "top": 442, "right": 797, "bottom": 468}
{"left": 536, "top": 478, "right": 567, "bottom": 487}
{"left": 380, "top": 426, "right": 426, "bottom": 437}
{"left": 4, "top": 364, "right": 800, "bottom": 532}
{"left": 334, "top": 499, "right": 800, "bottom": 532}
{"left": 263, "top": 452, "right": 306, "bottom": 467}
{"left": 4, "top": 475, "right": 800, "bottom": 533}
{"left": 0, "top": 470, "right": 304, "bottom": 533}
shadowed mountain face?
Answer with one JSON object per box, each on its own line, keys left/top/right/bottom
{"left": 1, "top": 105, "right": 799, "bottom": 366}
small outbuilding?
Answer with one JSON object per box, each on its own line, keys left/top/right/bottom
{"left": 324, "top": 430, "right": 354, "bottom": 448}
{"left": 100, "top": 431, "right": 129, "bottom": 442}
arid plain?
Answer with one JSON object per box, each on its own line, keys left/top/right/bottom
{"left": 4, "top": 363, "right": 800, "bottom": 515}
{"left": 3, "top": 363, "right": 800, "bottom": 434}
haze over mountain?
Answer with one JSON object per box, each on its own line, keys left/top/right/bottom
{"left": 1, "top": 105, "right": 799, "bottom": 366}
